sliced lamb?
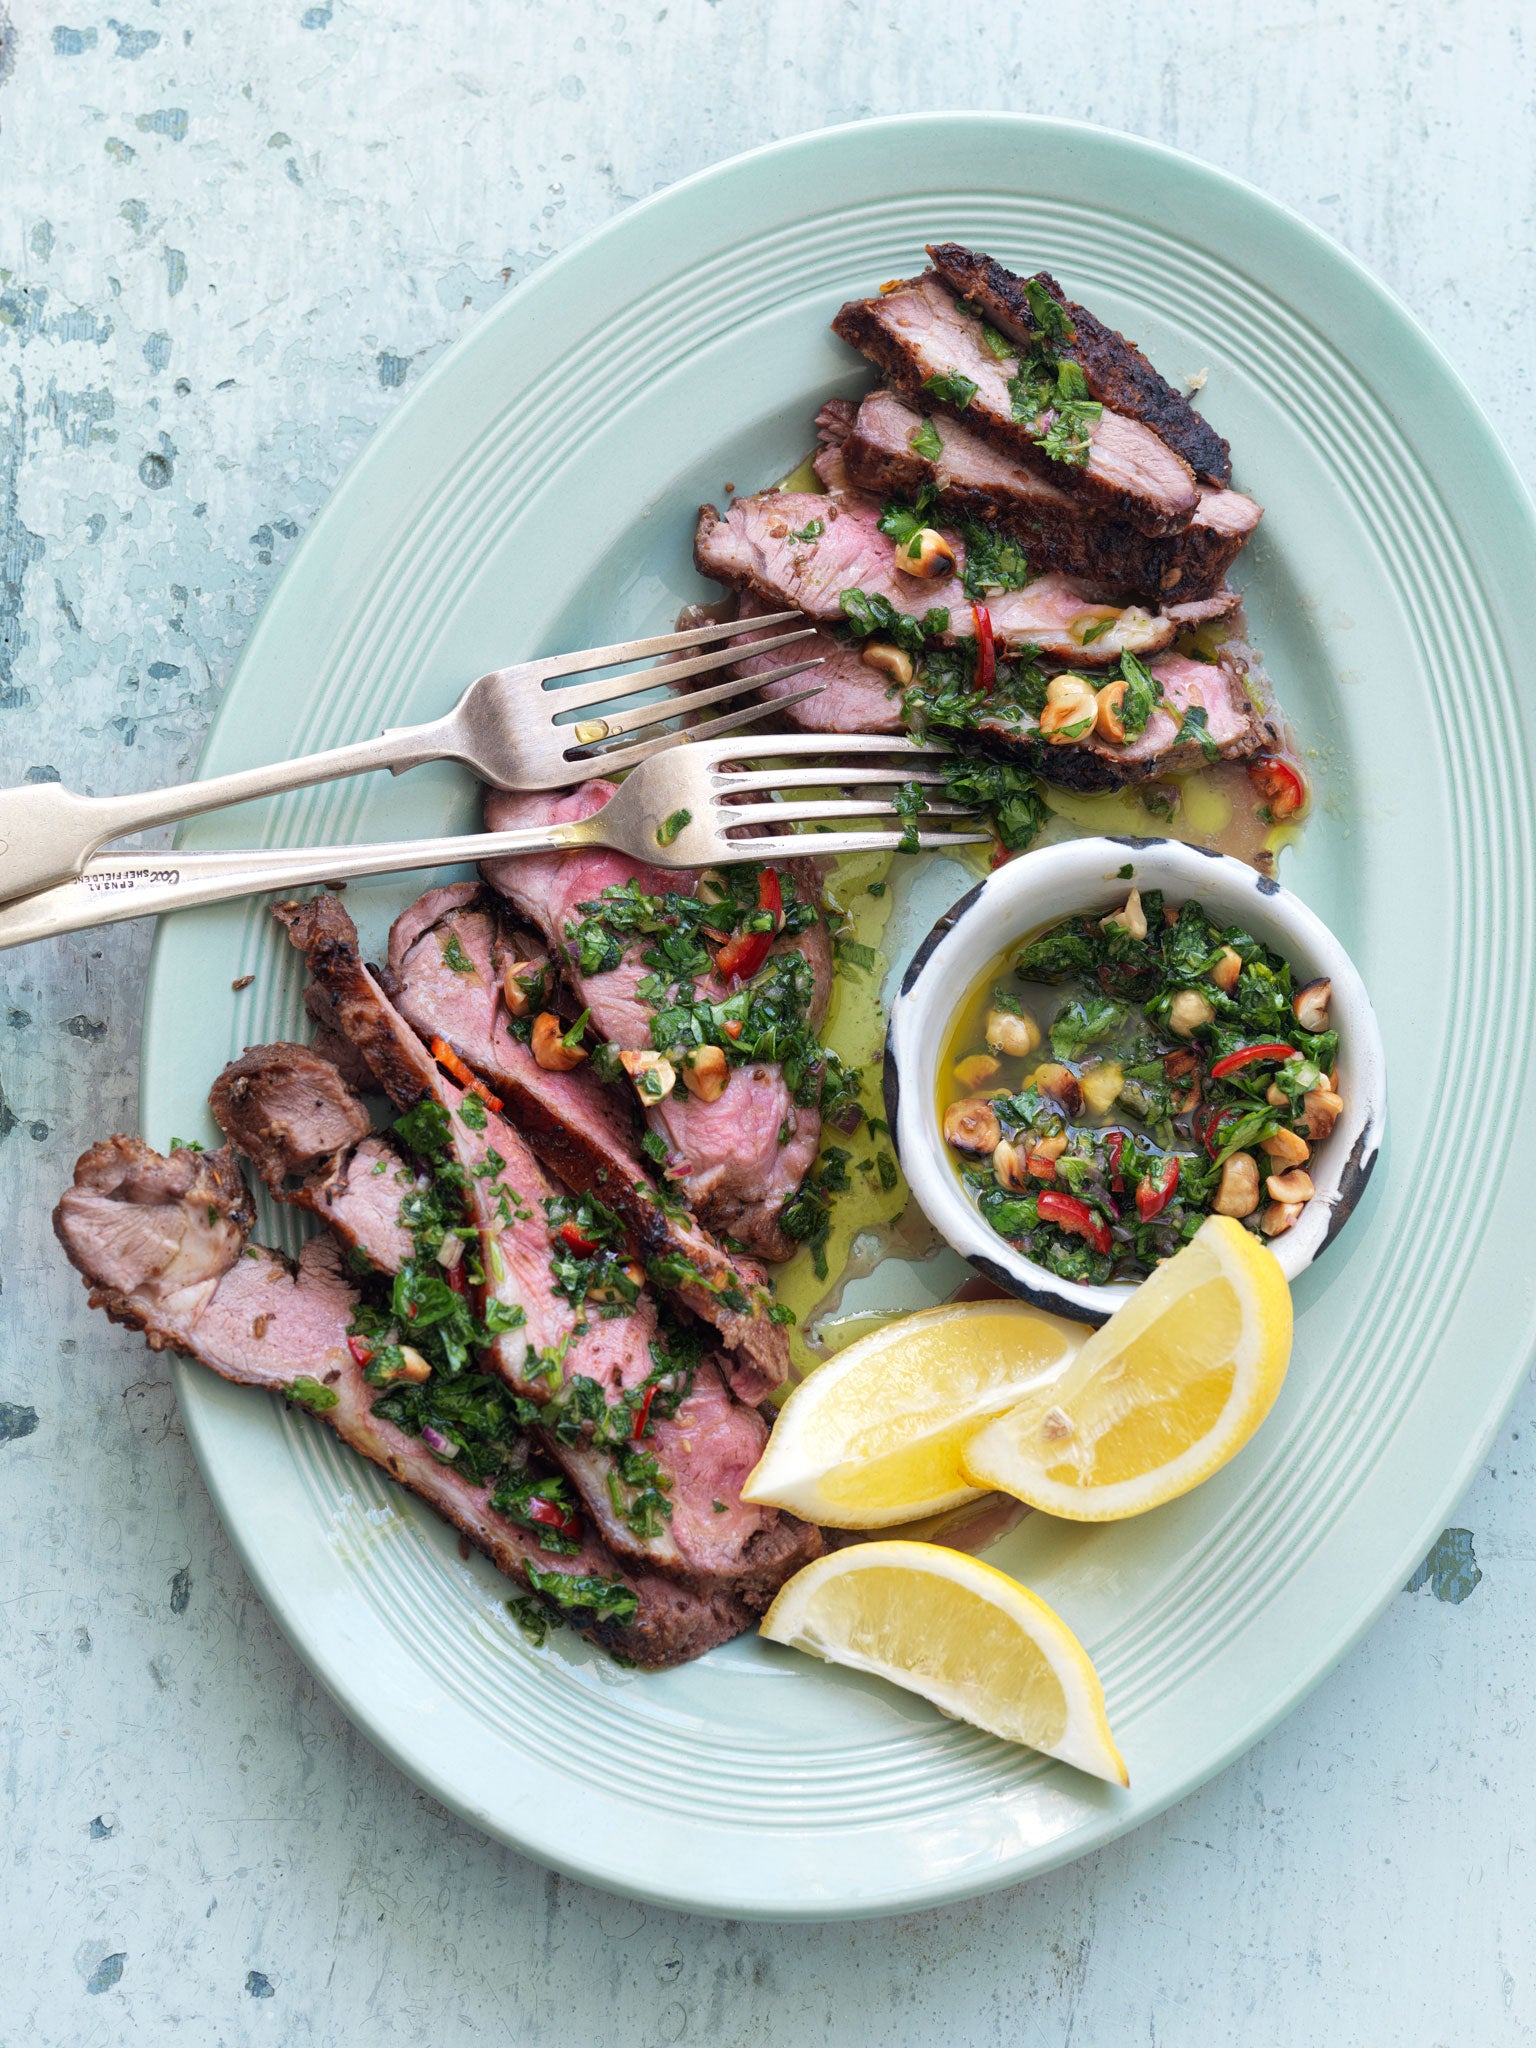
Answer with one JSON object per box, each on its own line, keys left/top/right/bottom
{"left": 924, "top": 244, "right": 1233, "bottom": 486}
{"left": 728, "top": 590, "right": 905, "bottom": 735}
{"left": 831, "top": 271, "right": 1199, "bottom": 537}
{"left": 52, "top": 1136, "right": 749, "bottom": 1667}
{"left": 976, "top": 652, "right": 1272, "bottom": 793}
{"left": 377, "top": 883, "right": 792, "bottom": 1402}
{"left": 208, "top": 1042, "right": 374, "bottom": 1186}
{"left": 695, "top": 488, "right": 1224, "bottom": 666}
{"left": 481, "top": 786, "right": 828, "bottom": 1263}
{"left": 839, "top": 388, "right": 1260, "bottom": 604}
{"left": 269, "top": 897, "right": 818, "bottom": 1596}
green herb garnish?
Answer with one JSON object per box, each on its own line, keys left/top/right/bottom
{"left": 909, "top": 416, "right": 944, "bottom": 462}
{"left": 922, "top": 369, "right": 978, "bottom": 411}
{"left": 287, "top": 1376, "right": 339, "bottom": 1413}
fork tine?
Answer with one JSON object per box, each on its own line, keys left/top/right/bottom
{"left": 692, "top": 731, "right": 957, "bottom": 765}
{"left": 713, "top": 799, "right": 981, "bottom": 828}
{"left": 713, "top": 764, "right": 955, "bottom": 793}
{"left": 526, "top": 612, "right": 808, "bottom": 691}
{"left": 577, "top": 684, "right": 827, "bottom": 773}
{"left": 541, "top": 627, "right": 818, "bottom": 717}
{"left": 708, "top": 829, "right": 992, "bottom": 860}
{"left": 560, "top": 654, "right": 822, "bottom": 746}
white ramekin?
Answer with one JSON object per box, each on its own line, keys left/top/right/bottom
{"left": 884, "top": 837, "right": 1386, "bottom": 1327}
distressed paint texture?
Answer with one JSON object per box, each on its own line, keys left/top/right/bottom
{"left": 1, "top": 3, "right": 1533, "bottom": 2044}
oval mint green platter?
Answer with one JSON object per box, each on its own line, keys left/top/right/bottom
{"left": 136, "top": 115, "right": 1536, "bottom": 1919}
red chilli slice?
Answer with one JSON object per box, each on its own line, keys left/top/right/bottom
{"left": 632, "top": 1384, "right": 658, "bottom": 1441}
{"left": 972, "top": 602, "right": 995, "bottom": 692}
{"left": 1037, "top": 1189, "right": 1112, "bottom": 1256}
{"left": 713, "top": 868, "right": 784, "bottom": 982}
{"left": 429, "top": 1035, "right": 504, "bottom": 1114}
{"left": 525, "top": 1495, "right": 582, "bottom": 1539}
{"left": 1135, "top": 1155, "right": 1180, "bottom": 1222}
{"left": 1209, "top": 1042, "right": 1297, "bottom": 1081}
{"left": 1247, "top": 754, "right": 1307, "bottom": 820}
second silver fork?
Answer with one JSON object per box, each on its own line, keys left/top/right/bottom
{"left": 0, "top": 611, "right": 823, "bottom": 905}
{"left": 0, "top": 735, "right": 988, "bottom": 952}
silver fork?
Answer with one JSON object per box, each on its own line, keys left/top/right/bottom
{"left": 0, "top": 735, "right": 988, "bottom": 952}
{"left": 0, "top": 612, "right": 823, "bottom": 906}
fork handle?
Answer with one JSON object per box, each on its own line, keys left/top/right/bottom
{"left": 0, "top": 816, "right": 599, "bottom": 952}
{"left": 0, "top": 716, "right": 461, "bottom": 906}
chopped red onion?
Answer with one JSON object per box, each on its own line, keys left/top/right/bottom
{"left": 420, "top": 1426, "right": 459, "bottom": 1462}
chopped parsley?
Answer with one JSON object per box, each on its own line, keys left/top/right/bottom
{"left": 838, "top": 586, "right": 950, "bottom": 656}
{"left": 892, "top": 779, "right": 930, "bottom": 855}
{"left": 980, "top": 282, "right": 1102, "bottom": 469}
{"left": 877, "top": 486, "right": 937, "bottom": 552}
{"left": 1119, "top": 651, "right": 1161, "bottom": 738}
{"left": 523, "top": 1562, "right": 638, "bottom": 1628}
{"left": 655, "top": 807, "right": 692, "bottom": 848}
{"left": 909, "top": 416, "right": 944, "bottom": 462}
{"left": 506, "top": 1594, "right": 557, "bottom": 1646}
{"left": 1176, "top": 703, "right": 1220, "bottom": 763}
{"left": 781, "top": 1147, "right": 852, "bottom": 1280}
{"left": 788, "top": 517, "right": 824, "bottom": 543}
{"left": 957, "top": 519, "right": 1030, "bottom": 602}
{"left": 440, "top": 931, "right": 475, "bottom": 974}
{"left": 922, "top": 369, "right": 978, "bottom": 411}
{"left": 287, "top": 1376, "right": 338, "bottom": 1413}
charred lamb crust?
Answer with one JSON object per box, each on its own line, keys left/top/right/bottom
{"left": 377, "top": 886, "right": 791, "bottom": 1402}
{"left": 830, "top": 274, "right": 1199, "bottom": 538}
{"left": 301, "top": 984, "right": 379, "bottom": 1093}
{"left": 53, "top": 1136, "right": 745, "bottom": 1665}
{"left": 839, "top": 389, "right": 1259, "bottom": 604}
{"left": 208, "top": 1043, "right": 373, "bottom": 1186}
{"left": 274, "top": 894, "right": 434, "bottom": 1108}
{"left": 924, "top": 244, "right": 1233, "bottom": 486}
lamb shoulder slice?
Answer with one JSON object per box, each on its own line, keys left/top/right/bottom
{"left": 925, "top": 243, "right": 1233, "bottom": 486}
{"left": 52, "top": 1135, "right": 751, "bottom": 1667}
{"left": 831, "top": 270, "right": 1199, "bottom": 538}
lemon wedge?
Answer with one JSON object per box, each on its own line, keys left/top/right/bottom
{"left": 963, "top": 1215, "right": 1292, "bottom": 1521}
{"left": 742, "top": 1301, "right": 1085, "bottom": 1528}
{"left": 760, "top": 1541, "right": 1127, "bottom": 1783}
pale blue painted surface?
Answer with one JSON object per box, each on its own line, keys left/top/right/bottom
{"left": 1, "top": 2, "right": 1531, "bottom": 2039}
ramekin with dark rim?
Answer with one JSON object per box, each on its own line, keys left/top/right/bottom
{"left": 884, "top": 837, "right": 1386, "bottom": 1327}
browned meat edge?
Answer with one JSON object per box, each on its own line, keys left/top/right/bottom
{"left": 52, "top": 1136, "right": 752, "bottom": 1667}
{"left": 839, "top": 390, "right": 1257, "bottom": 604}
{"left": 830, "top": 280, "right": 1199, "bottom": 539}
{"left": 926, "top": 243, "right": 1233, "bottom": 485}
